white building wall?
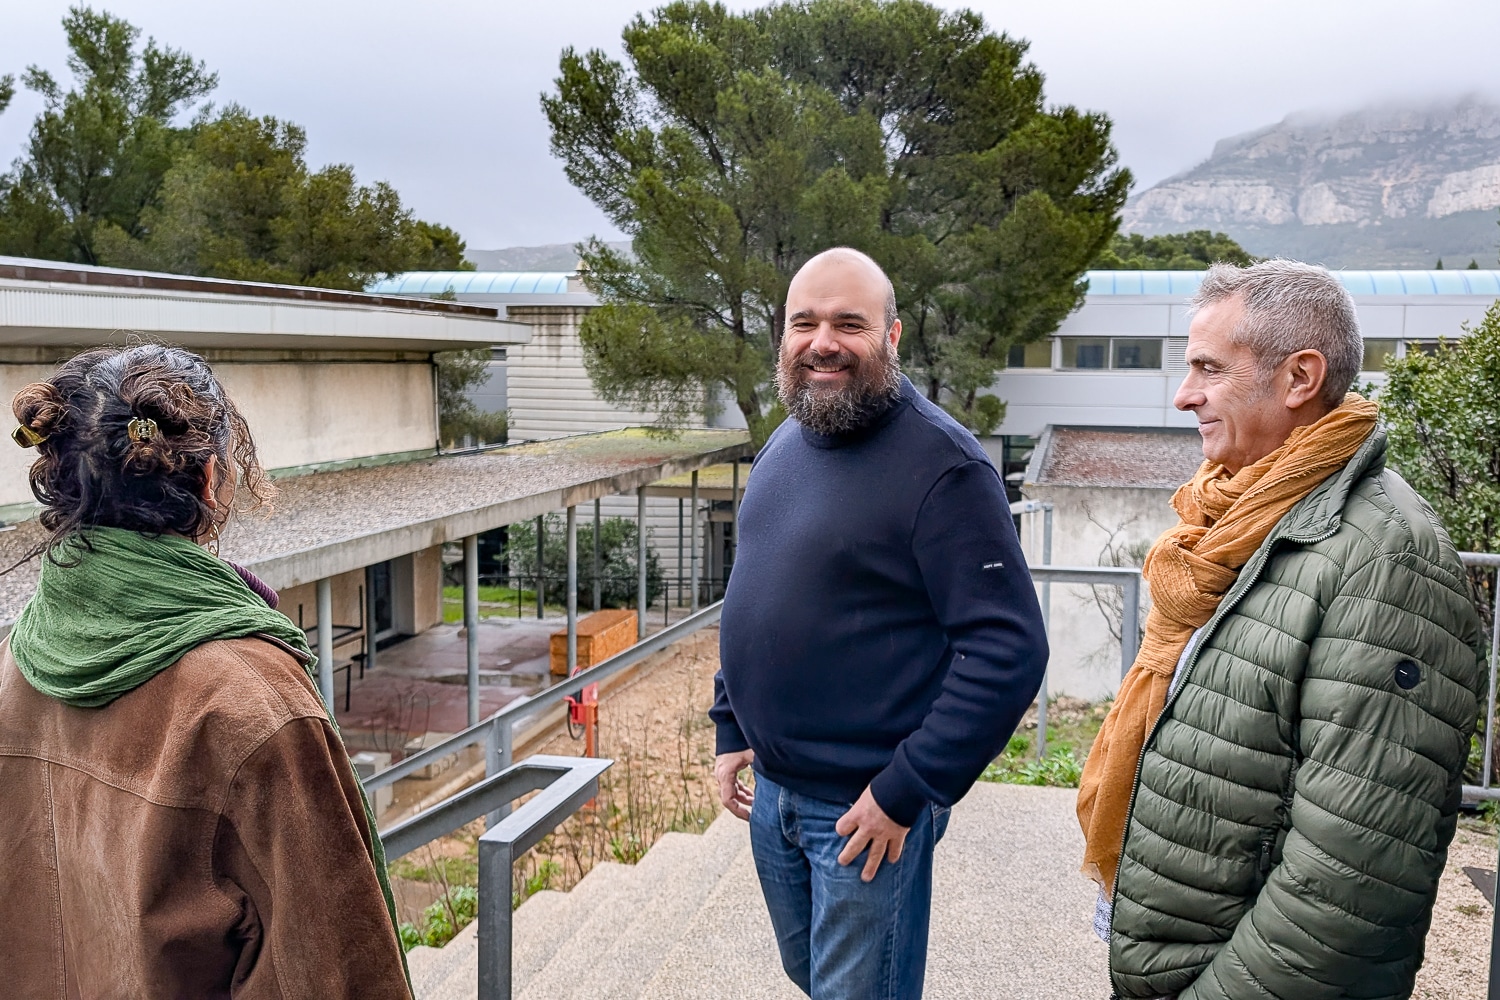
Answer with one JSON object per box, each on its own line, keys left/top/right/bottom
{"left": 217, "top": 361, "right": 436, "bottom": 470}
{"left": 1017, "top": 484, "right": 1177, "bottom": 701}
{"left": 504, "top": 306, "right": 659, "bottom": 442}
{"left": 0, "top": 358, "right": 438, "bottom": 508}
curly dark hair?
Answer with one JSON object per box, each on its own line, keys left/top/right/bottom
{"left": 11, "top": 344, "right": 273, "bottom": 561}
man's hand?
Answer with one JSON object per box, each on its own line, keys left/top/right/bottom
{"left": 835, "top": 786, "right": 910, "bottom": 882}
{"left": 715, "top": 749, "right": 755, "bottom": 820}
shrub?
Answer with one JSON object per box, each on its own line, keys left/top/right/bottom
{"left": 507, "top": 513, "right": 665, "bottom": 608}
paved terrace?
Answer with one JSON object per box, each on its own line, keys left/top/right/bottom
{"left": 0, "top": 428, "right": 753, "bottom": 624}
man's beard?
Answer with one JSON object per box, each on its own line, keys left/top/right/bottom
{"left": 775, "top": 339, "right": 902, "bottom": 436}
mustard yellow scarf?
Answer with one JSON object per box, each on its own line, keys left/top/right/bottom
{"left": 1077, "top": 394, "right": 1379, "bottom": 892}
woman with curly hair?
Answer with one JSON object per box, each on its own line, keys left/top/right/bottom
{"left": 0, "top": 345, "right": 411, "bottom": 999}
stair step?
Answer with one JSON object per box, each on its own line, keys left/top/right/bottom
{"left": 418, "top": 861, "right": 633, "bottom": 1000}
{"left": 405, "top": 943, "right": 441, "bottom": 981}
{"left": 411, "top": 920, "right": 478, "bottom": 1000}
{"left": 639, "top": 841, "right": 804, "bottom": 1000}
{"left": 516, "top": 832, "right": 712, "bottom": 1000}
{"left": 582, "top": 813, "right": 750, "bottom": 1000}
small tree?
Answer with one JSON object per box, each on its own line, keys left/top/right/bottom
{"left": 1093, "top": 230, "right": 1256, "bottom": 270}
{"left": 507, "top": 514, "right": 665, "bottom": 608}
{"left": 1379, "top": 300, "right": 1500, "bottom": 632}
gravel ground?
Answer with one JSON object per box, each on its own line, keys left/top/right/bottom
{"left": 0, "top": 428, "right": 749, "bottom": 622}
{"left": 1414, "top": 821, "right": 1496, "bottom": 1000}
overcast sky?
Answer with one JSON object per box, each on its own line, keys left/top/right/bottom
{"left": 3, "top": 0, "right": 1498, "bottom": 251}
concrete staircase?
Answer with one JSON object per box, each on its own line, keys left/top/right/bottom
{"left": 406, "top": 782, "right": 1109, "bottom": 1000}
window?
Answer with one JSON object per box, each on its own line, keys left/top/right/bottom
{"left": 1061, "top": 338, "right": 1109, "bottom": 369}
{"left": 1361, "top": 339, "right": 1398, "bottom": 372}
{"left": 1112, "top": 339, "right": 1163, "bottom": 370}
{"left": 1006, "top": 340, "right": 1052, "bottom": 368}
{"left": 1404, "top": 340, "right": 1447, "bottom": 358}
{"left": 1059, "top": 337, "right": 1163, "bottom": 370}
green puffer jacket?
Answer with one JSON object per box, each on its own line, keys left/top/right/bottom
{"left": 1110, "top": 428, "right": 1486, "bottom": 1000}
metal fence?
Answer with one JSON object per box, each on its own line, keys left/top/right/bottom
{"left": 1461, "top": 552, "right": 1500, "bottom": 803}
{"left": 365, "top": 601, "right": 725, "bottom": 802}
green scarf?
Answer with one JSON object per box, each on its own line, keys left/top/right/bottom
{"left": 10, "top": 527, "right": 408, "bottom": 977}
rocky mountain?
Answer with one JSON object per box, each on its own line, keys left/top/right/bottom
{"left": 466, "top": 241, "right": 630, "bottom": 272}
{"left": 1122, "top": 97, "right": 1500, "bottom": 268}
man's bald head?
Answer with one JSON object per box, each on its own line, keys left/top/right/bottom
{"left": 777, "top": 247, "right": 904, "bottom": 435}
{"left": 789, "top": 248, "right": 898, "bottom": 334}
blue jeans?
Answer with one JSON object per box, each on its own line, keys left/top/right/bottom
{"left": 749, "top": 773, "right": 950, "bottom": 1000}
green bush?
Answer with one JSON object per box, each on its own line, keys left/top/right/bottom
{"left": 398, "top": 885, "right": 478, "bottom": 951}
{"left": 507, "top": 513, "right": 665, "bottom": 608}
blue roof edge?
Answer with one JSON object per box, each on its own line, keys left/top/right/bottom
{"left": 1084, "top": 269, "right": 1500, "bottom": 296}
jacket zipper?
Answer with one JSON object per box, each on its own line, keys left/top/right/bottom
{"left": 1105, "top": 521, "right": 1338, "bottom": 993}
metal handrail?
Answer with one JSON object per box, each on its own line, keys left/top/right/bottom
{"left": 379, "top": 754, "right": 612, "bottom": 1000}
{"left": 364, "top": 601, "right": 725, "bottom": 794}
{"left": 1029, "top": 565, "right": 1142, "bottom": 680}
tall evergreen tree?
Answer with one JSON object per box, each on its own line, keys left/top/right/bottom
{"left": 545, "top": 0, "right": 1129, "bottom": 441}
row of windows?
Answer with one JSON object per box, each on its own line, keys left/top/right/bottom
{"left": 1006, "top": 338, "right": 1164, "bottom": 371}
{"left": 1006, "top": 337, "right": 1450, "bottom": 373}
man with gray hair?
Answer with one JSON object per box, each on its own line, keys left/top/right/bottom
{"left": 1078, "top": 259, "right": 1483, "bottom": 999}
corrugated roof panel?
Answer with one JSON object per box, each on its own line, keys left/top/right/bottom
{"left": 1430, "top": 271, "right": 1470, "bottom": 295}
{"left": 1084, "top": 269, "right": 1500, "bottom": 297}
{"left": 370, "top": 272, "right": 574, "bottom": 296}
{"left": 1463, "top": 271, "right": 1500, "bottom": 296}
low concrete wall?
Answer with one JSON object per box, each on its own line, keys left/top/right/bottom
{"left": 0, "top": 359, "right": 437, "bottom": 507}
{"left": 218, "top": 361, "right": 436, "bottom": 471}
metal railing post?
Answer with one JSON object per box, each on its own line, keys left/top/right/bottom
{"left": 535, "top": 514, "right": 545, "bottom": 619}
{"left": 677, "top": 497, "right": 684, "bottom": 609}
{"left": 316, "top": 578, "right": 334, "bottom": 710}
{"left": 1485, "top": 568, "right": 1500, "bottom": 791}
{"left": 566, "top": 506, "right": 578, "bottom": 675}
{"left": 592, "top": 498, "right": 602, "bottom": 613}
{"left": 637, "top": 488, "right": 648, "bottom": 640}
{"left": 465, "top": 534, "right": 480, "bottom": 727}
{"left": 477, "top": 836, "right": 514, "bottom": 1000}
{"left": 485, "top": 717, "right": 514, "bottom": 826}
{"left": 1037, "top": 504, "right": 1053, "bottom": 760}
{"left": 730, "top": 459, "right": 740, "bottom": 572}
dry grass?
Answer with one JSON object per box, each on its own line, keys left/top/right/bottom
{"left": 389, "top": 626, "right": 723, "bottom": 942}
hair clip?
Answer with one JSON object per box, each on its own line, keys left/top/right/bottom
{"left": 12, "top": 425, "right": 47, "bottom": 448}
{"left": 127, "top": 417, "right": 158, "bottom": 443}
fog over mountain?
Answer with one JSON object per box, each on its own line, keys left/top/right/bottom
{"left": 1122, "top": 96, "right": 1500, "bottom": 268}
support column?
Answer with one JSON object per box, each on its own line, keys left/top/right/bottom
{"left": 730, "top": 459, "right": 741, "bottom": 573}
{"left": 535, "top": 514, "right": 545, "bottom": 619}
{"left": 363, "top": 568, "right": 378, "bottom": 674}
{"left": 592, "top": 498, "right": 602, "bottom": 613}
{"left": 316, "top": 578, "right": 334, "bottom": 711}
{"left": 676, "top": 498, "right": 684, "bottom": 608}
{"left": 637, "top": 488, "right": 648, "bottom": 640}
{"left": 464, "top": 534, "right": 480, "bottom": 727}
{"left": 690, "top": 470, "right": 700, "bottom": 614}
{"left": 566, "top": 506, "right": 578, "bottom": 675}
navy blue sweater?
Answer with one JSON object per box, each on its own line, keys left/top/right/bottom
{"left": 712, "top": 378, "right": 1048, "bottom": 827}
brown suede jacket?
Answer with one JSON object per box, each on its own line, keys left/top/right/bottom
{"left": 0, "top": 635, "right": 411, "bottom": 999}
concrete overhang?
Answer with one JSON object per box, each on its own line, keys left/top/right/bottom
{"left": 0, "top": 428, "right": 753, "bottom": 628}
{"left": 0, "top": 257, "right": 531, "bottom": 352}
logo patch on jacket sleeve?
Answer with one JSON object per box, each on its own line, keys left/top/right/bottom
{"left": 1394, "top": 659, "right": 1421, "bottom": 690}
{"left": 982, "top": 560, "right": 1005, "bottom": 570}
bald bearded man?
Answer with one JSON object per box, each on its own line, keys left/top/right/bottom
{"left": 711, "top": 248, "right": 1049, "bottom": 999}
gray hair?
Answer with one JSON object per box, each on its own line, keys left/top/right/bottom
{"left": 1190, "top": 260, "right": 1362, "bottom": 407}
